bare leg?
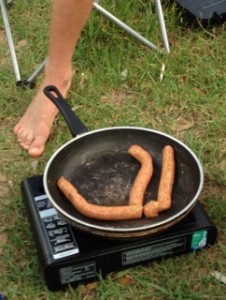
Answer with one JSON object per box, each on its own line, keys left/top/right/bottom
{"left": 13, "top": 0, "right": 93, "bottom": 157}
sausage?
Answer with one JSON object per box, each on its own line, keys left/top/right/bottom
{"left": 143, "top": 145, "right": 175, "bottom": 218}
{"left": 128, "top": 145, "right": 153, "bottom": 206}
{"left": 157, "top": 145, "right": 175, "bottom": 210}
{"left": 57, "top": 176, "right": 143, "bottom": 221}
{"left": 143, "top": 201, "right": 159, "bottom": 218}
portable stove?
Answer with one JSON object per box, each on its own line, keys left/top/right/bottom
{"left": 21, "top": 175, "right": 217, "bottom": 291}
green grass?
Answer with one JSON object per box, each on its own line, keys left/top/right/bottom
{"left": 0, "top": 0, "right": 226, "bottom": 299}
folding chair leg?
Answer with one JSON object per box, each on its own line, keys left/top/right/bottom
{"left": 94, "top": 0, "right": 170, "bottom": 53}
{"left": 156, "top": 0, "right": 170, "bottom": 53}
{"left": 0, "top": 0, "right": 21, "bottom": 84}
{"left": 1, "top": 0, "right": 170, "bottom": 87}
{"left": 0, "top": 0, "right": 41, "bottom": 87}
{"left": 27, "top": 1, "right": 170, "bottom": 86}
{"left": 93, "top": 2, "right": 160, "bottom": 52}
{"left": 25, "top": 58, "right": 47, "bottom": 86}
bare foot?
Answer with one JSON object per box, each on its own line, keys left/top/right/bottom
{"left": 14, "top": 72, "right": 72, "bottom": 158}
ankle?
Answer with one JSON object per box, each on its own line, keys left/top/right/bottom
{"left": 44, "top": 63, "right": 73, "bottom": 90}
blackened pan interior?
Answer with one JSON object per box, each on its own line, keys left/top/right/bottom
{"left": 43, "top": 127, "right": 203, "bottom": 233}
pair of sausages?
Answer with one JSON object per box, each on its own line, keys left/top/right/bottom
{"left": 57, "top": 144, "right": 175, "bottom": 221}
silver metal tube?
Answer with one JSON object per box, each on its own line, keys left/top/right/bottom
{"left": 93, "top": 2, "right": 161, "bottom": 53}
{"left": 155, "top": 0, "right": 170, "bottom": 53}
{"left": 0, "top": 0, "right": 21, "bottom": 82}
{"left": 26, "top": 58, "right": 47, "bottom": 85}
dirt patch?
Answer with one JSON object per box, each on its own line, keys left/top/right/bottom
{"left": 100, "top": 88, "right": 136, "bottom": 107}
{"left": 0, "top": 28, "right": 6, "bottom": 45}
{"left": 172, "top": 115, "right": 194, "bottom": 133}
{"left": 0, "top": 232, "right": 8, "bottom": 255}
{"left": 201, "top": 177, "right": 226, "bottom": 200}
{"left": 0, "top": 172, "right": 9, "bottom": 198}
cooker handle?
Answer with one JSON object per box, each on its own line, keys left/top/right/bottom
{"left": 43, "top": 85, "right": 88, "bottom": 137}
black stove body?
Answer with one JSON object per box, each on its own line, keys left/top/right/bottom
{"left": 21, "top": 175, "right": 217, "bottom": 291}
{"left": 176, "top": 0, "right": 226, "bottom": 26}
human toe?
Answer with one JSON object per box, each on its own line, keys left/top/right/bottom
{"left": 28, "top": 135, "right": 47, "bottom": 158}
{"left": 28, "top": 146, "right": 45, "bottom": 158}
{"left": 16, "top": 130, "right": 34, "bottom": 149}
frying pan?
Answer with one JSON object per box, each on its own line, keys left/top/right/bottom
{"left": 43, "top": 85, "right": 204, "bottom": 239}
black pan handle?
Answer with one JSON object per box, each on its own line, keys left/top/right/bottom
{"left": 43, "top": 85, "right": 88, "bottom": 137}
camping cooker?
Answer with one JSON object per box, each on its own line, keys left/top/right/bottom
{"left": 21, "top": 86, "right": 217, "bottom": 291}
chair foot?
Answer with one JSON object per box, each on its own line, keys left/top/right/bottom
{"left": 16, "top": 80, "right": 36, "bottom": 89}
{"left": 6, "top": 0, "right": 14, "bottom": 9}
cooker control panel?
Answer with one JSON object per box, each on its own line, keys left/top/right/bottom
{"left": 34, "top": 194, "right": 79, "bottom": 260}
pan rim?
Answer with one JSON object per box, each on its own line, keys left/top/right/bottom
{"left": 43, "top": 126, "right": 204, "bottom": 233}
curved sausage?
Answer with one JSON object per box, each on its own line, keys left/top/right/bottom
{"left": 143, "top": 145, "right": 175, "bottom": 218}
{"left": 128, "top": 145, "right": 154, "bottom": 206}
{"left": 57, "top": 176, "right": 143, "bottom": 221}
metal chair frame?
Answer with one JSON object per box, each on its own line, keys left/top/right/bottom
{"left": 0, "top": 0, "right": 170, "bottom": 87}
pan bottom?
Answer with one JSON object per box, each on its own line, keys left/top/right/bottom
{"left": 68, "top": 150, "right": 160, "bottom": 206}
